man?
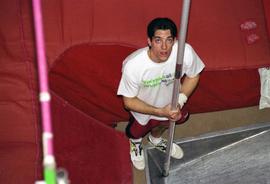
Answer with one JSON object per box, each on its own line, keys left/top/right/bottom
{"left": 117, "top": 17, "right": 205, "bottom": 170}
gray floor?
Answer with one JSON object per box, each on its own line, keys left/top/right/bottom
{"left": 115, "top": 106, "right": 270, "bottom": 184}
{"left": 145, "top": 122, "right": 270, "bottom": 184}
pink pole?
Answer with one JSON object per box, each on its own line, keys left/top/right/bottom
{"left": 32, "top": 1, "right": 70, "bottom": 183}
{"left": 32, "top": 0, "right": 54, "bottom": 157}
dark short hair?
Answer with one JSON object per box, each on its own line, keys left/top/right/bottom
{"left": 147, "top": 17, "right": 178, "bottom": 39}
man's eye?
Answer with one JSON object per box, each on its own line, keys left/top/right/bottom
{"left": 167, "top": 39, "right": 173, "bottom": 43}
{"left": 155, "top": 39, "right": 161, "bottom": 43}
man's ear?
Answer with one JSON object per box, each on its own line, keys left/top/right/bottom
{"left": 147, "top": 38, "right": 152, "bottom": 47}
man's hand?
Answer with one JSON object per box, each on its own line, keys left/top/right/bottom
{"left": 160, "top": 104, "right": 182, "bottom": 121}
{"left": 123, "top": 97, "right": 182, "bottom": 121}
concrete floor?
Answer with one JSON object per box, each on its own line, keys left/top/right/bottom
{"left": 115, "top": 106, "right": 270, "bottom": 184}
{"left": 145, "top": 122, "right": 270, "bottom": 184}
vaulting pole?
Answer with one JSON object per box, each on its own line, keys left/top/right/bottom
{"left": 32, "top": 0, "right": 56, "bottom": 183}
{"left": 162, "top": 0, "right": 191, "bottom": 177}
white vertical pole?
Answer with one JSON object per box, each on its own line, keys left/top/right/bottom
{"left": 162, "top": 0, "right": 191, "bottom": 177}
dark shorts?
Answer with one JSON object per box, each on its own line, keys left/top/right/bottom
{"left": 125, "top": 110, "right": 189, "bottom": 139}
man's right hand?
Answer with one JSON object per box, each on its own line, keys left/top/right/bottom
{"left": 123, "top": 97, "right": 182, "bottom": 121}
{"left": 160, "top": 104, "right": 182, "bottom": 121}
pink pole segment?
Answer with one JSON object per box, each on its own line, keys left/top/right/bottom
{"left": 32, "top": 0, "right": 54, "bottom": 156}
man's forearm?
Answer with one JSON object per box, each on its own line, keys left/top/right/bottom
{"left": 123, "top": 96, "right": 162, "bottom": 116}
{"left": 177, "top": 75, "right": 200, "bottom": 108}
{"left": 180, "top": 75, "right": 200, "bottom": 97}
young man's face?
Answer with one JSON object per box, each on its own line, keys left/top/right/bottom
{"left": 148, "top": 29, "right": 176, "bottom": 63}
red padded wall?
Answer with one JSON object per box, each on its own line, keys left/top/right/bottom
{"left": 52, "top": 93, "right": 132, "bottom": 184}
{"left": 263, "top": 0, "right": 270, "bottom": 38}
{"left": 49, "top": 44, "right": 261, "bottom": 125}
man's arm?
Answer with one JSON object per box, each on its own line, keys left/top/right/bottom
{"left": 177, "top": 74, "right": 200, "bottom": 108}
{"left": 123, "top": 97, "right": 180, "bottom": 121}
{"left": 180, "top": 74, "right": 200, "bottom": 97}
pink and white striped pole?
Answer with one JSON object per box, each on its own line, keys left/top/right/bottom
{"left": 32, "top": 0, "right": 56, "bottom": 183}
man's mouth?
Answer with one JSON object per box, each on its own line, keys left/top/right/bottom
{"left": 160, "top": 52, "right": 168, "bottom": 57}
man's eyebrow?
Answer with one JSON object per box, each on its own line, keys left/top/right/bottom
{"left": 152, "top": 36, "right": 173, "bottom": 39}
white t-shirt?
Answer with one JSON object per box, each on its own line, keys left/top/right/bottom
{"left": 117, "top": 42, "right": 205, "bottom": 125}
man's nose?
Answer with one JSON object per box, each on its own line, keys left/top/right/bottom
{"left": 161, "top": 41, "right": 167, "bottom": 50}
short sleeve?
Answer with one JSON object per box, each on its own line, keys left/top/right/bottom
{"left": 183, "top": 44, "right": 205, "bottom": 77}
{"left": 117, "top": 71, "right": 140, "bottom": 97}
